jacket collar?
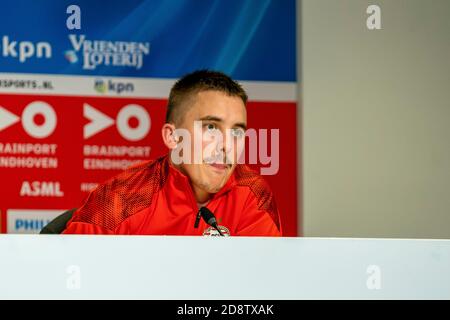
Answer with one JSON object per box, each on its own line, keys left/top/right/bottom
{"left": 165, "top": 154, "right": 236, "bottom": 201}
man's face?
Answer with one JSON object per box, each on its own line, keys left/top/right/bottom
{"left": 175, "top": 90, "right": 247, "bottom": 195}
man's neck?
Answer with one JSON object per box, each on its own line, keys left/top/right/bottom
{"left": 192, "top": 186, "right": 211, "bottom": 204}
{"left": 168, "top": 153, "right": 212, "bottom": 203}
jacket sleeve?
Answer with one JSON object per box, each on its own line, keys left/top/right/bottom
{"left": 235, "top": 187, "right": 282, "bottom": 237}
{"left": 61, "top": 185, "right": 120, "bottom": 235}
{"left": 62, "top": 220, "right": 114, "bottom": 234}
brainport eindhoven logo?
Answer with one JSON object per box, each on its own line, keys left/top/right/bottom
{"left": 64, "top": 34, "right": 150, "bottom": 70}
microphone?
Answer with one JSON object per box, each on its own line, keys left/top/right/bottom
{"left": 197, "top": 207, "right": 224, "bottom": 236}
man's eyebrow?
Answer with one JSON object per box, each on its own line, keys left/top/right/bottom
{"left": 198, "top": 115, "right": 247, "bottom": 130}
{"left": 198, "top": 115, "right": 223, "bottom": 122}
{"left": 234, "top": 122, "right": 247, "bottom": 130}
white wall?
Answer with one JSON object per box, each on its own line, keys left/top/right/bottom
{"left": 300, "top": 0, "right": 450, "bottom": 238}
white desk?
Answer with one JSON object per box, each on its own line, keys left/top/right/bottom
{"left": 0, "top": 235, "right": 449, "bottom": 299}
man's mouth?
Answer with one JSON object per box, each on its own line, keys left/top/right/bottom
{"left": 208, "top": 163, "right": 229, "bottom": 171}
{"left": 204, "top": 156, "right": 232, "bottom": 171}
{"left": 204, "top": 158, "right": 231, "bottom": 171}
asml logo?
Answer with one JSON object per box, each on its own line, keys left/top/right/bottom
{"left": 1, "top": 36, "right": 52, "bottom": 63}
{"left": 7, "top": 209, "right": 65, "bottom": 234}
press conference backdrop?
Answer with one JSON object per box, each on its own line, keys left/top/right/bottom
{"left": 0, "top": 0, "right": 298, "bottom": 235}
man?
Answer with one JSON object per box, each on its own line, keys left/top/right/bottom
{"left": 63, "top": 70, "right": 281, "bottom": 236}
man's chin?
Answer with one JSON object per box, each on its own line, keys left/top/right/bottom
{"left": 199, "top": 164, "right": 234, "bottom": 191}
{"left": 203, "top": 177, "right": 228, "bottom": 193}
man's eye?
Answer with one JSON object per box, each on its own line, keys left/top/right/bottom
{"left": 231, "top": 128, "right": 245, "bottom": 138}
{"left": 205, "top": 123, "right": 217, "bottom": 132}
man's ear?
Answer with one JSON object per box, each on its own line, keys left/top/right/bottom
{"left": 162, "top": 123, "right": 178, "bottom": 149}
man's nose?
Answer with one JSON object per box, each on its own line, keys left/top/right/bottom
{"left": 218, "top": 130, "right": 233, "bottom": 154}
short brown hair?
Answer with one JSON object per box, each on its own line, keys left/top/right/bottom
{"left": 165, "top": 70, "right": 248, "bottom": 124}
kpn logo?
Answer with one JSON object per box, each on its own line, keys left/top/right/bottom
{"left": 94, "top": 79, "right": 134, "bottom": 95}
{"left": 94, "top": 79, "right": 107, "bottom": 94}
{"left": 1, "top": 36, "right": 52, "bottom": 63}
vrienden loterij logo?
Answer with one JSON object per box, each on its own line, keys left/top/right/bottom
{"left": 65, "top": 34, "right": 150, "bottom": 70}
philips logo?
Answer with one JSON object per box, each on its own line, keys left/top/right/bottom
{"left": 7, "top": 209, "right": 65, "bottom": 234}
{"left": 15, "top": 219, "right": 52, "bottom": 232}
{"left": 1, "top": 36, "right": 52, "bottom": 63}
{"left": 94, "top": 79, "right": 134, "bottom": 95}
